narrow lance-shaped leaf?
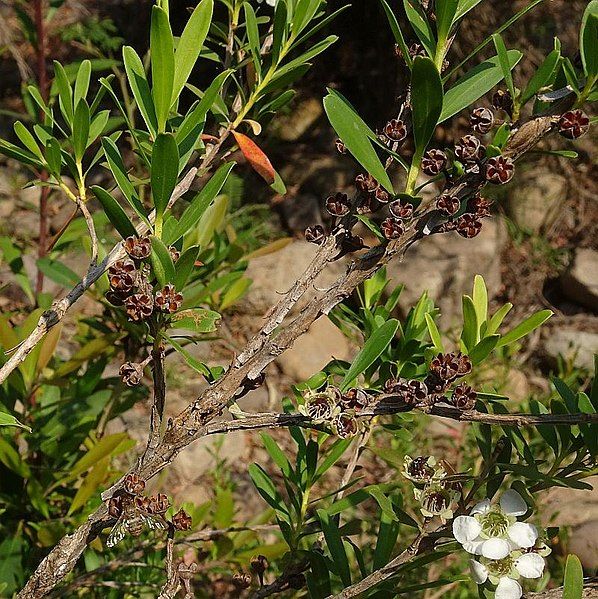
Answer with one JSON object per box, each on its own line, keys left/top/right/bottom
{"left": 151, "top": 132, "right": 179, "bottom": 221}
{"left": 233, "top": 132, "right": 275, "bottom": 184}
{"left": 92, "top": 185, "right": 137, "bottom": 239}
{"left": 73, "top": 99, "right": 90, "bottom": 163}
{"left": 74, "top": 59, "right": 92, "bottom": 108}
{"left": 172, "top": 0, "right": 214, "bottom": 104}
{"left": 580, "top": 1, "right": 598, "bottom": 78}
{"left": 563, "top": 554, "right": 584, "bottom": 599}
{"left": 53, "top": 61, "right": 74, "bottom": 127}
{"left": 379, "top": 0, "right": 411, "bottom": 68}
{"left": 151, "top": 6, "right": 175, "bottom": 132}
{"left": 403, "top": 0, "right": 435, "bottom": 56}
{"left": 13, "top": 121, "right": 44, "bottom": 162}
{"left": 122, "top": 46, "right": 158, "bottom": 137}
{"left": 492, "top": 33, "right": 515, "bottom": 100}
{"left": 435, "top": 0, "right": 459, "bottom": 49}
{"left": 520, "top": 47, "right": 561, "bottom": 105}
{"left": 341, "top": 319, "right": 399, "bottom": 391}
{"left": 323, "top": 90, "right": 394, "bottom": 193}
{"left": 150, "top": 235, "right": 176, "bottom": 288}
{"left": 497, "top": 309, "right": 553, "bottom": 348}
{"left": 440, "top": 50, "right": 523, "bottom": 122}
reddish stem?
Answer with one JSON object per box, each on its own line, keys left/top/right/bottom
{"left": 33, "top": 0, "right": 49, "bottom": 296}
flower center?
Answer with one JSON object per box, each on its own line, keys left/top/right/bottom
{"left": 479, "top": 509, "right": 510, "bottom": 537}
{"left": 486, "top": 556, "right": 514, "bottom": 578}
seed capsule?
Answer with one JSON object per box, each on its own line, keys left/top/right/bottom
{"left": 123, "top": 473, "right": 145, "bottom": 496}
{"left": 125, "top": 293, "right": 154, "bottom": 321}
{"left": 331, "top": 412, "right": 360, "bottom": 439}
{"left": 389, "top": 200, "right": 414, "bottom": 219}
{"left": 451, "top": 383, "right": 477, "bottom": 410}
{"left": 421, "top": 149, "right": 448, "bottom": 176}
{"left": 119, "top": 361, "right": 144, "bottom": 387}
{"left": 492, "top": 89, "right": 513, "bottom": 115}
{"left": 485, "top": 156, "right": 514, "bottom": 185}
{"left": 454, "top": 134, "right": 484, "bottom": 163}
{"left": 558, "top": 109, "right": 590, "bottom": 139}
{"left": 383, "top": 118, "right": 407, "bottom": 142}
{"left": 436, "top": 193, "right": 460, "bottom": 216}
{"left": 305, "top": 225, "right": 326, "bottom": 245}
{"left": 470, "top": 107, "right": 495, "bottom": 134}
{"left": 155, "top": 284, "right": 184, "bottom": 314}
{"left": 326, "top": 192, "right": 351, "bottom": 216}
{"left": 380, "top": 217, "right": 404, "bottom": 240}
{"left": 456, "top": 213, "right": 483, "bottom": 238}
{"left": 124, "top": 236, "right": 151, "bottom": 261}
{"left": 172, "top": 508, "right": 192, "bottom": 531}
{"left": 355, "top": 173, "right": 378, "bottom": 193}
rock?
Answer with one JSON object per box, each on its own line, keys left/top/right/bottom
{"left": 568, "top": 520, "right": 598, "bottom": 569}
{"left": 242, "top": 240, "right": 346, "bottom": 316}
{"left": 507, "top": 171, "right": 567, "bottom": 233}
{"left": 387, "top": 219, "right": 505, "bottom": 326}
{"left": 276, "top": 316, "right": 351, "bottom": 382}
{"left": 544, "top": 328, "right": 598, "bottom": 370}
{"left": 560, "top": 249, "right": 598, "bottom": 312}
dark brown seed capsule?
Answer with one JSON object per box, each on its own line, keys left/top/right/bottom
{"left": 456, "top": 213, "right": 483, "bottom": 238}
{"left": 454, "top": 134, "right": 484, "bottom": 163}
{"left": 430, "top": 352, "right": 461, "bottom": 382}
{"left": 355, "top": 173, "right": 378, "bottom": 193}
{"left": 451, "top": 383, "right": 477, "bottom": 410}
{"left": 492, "top": 89, "right": 513, "bottom": 115}
{"left": 108, "top": 496, "right": 122, "bottom": 518}
{"left": 374, "top": 187, "right": 391, "bottom": 204}
{"left": 409, "top": 43, "right": 427, "bottom": 59}
{"left": 105, "top": 291, "right": 126, "bottom": 306}
{"left": 125, "top": 293, "right": 154, "bottom": 321}
{"left": 386, "top": 378, "right": 428, "bottom": 406}
{"left": 389, "top": 200, "right": 414, "bottom": 219}
{"left": 332, "top": 412, "right": 360, "bottom": 438}
{"left": 172, "top": 508, "right": 192, "bottom": 531}
{"left": 250, "top": 555, "right": 269, "bottom": 578}
{"left": 119, "top": 361, "right": 144, "bottom": 387}
{"left": 469, "top": 196, "right": 492, "bottom": 218}
{"left": 155, "top": 284, "right": 184, "bottom": 314}
{"left": 232, "top": 572, "right": 252, "bottom": 589}
{"left": 421, "top": 149, "right": 448, "bottom": 176}
{"left": 383, "top": 118, "right": 407, "bottom": 142}
{"left": 335, "top": 139, "right": 347, "bottom": 154}
{"left": 305, "top": 225, "right": 326, "bottom": 245}
{"left": 485, "top": 156, "right": 514, "bottom": 185}
{"left": 147, "top": 493, "right": 170, "bottom": 514}
{"left": 406, "top": 456, "right": 436, "bottom": 483}
{"left": 558, "top": 109, "right": 590, "bottom": 139}
{"left": 338, "top": 233, "right": 366, "bottom": 256}
{"left": 341, "top": 388, "right": 370, "bottom": 412}
{"left": 124, "top": 236, "right": 151, "bottom": 261}
{"left": 436, "top": 193, "right": 460, "bottom": 216}
{"left": 108, "top": 259, "right": 136, "bottom": 293}
{"left": 124, "top": 473, "right": 145, "bottom": 496}
{"left": 470, "top": 107, "right": 495, "bottom": 134}
{"left": 168, "top": 246, "right": 181, "bottom": 262}
{"left": 326, "top": 192, "right": 351, "bottom": 216}
{"left": 380, "top": 217, "right": 404, "bottom": 240}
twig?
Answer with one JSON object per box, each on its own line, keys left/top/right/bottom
{"left": 158, "top": 531, "right": 180, "bottom": 599}
{"left": 526, "top": 580, "right": 598, "bottom": 598}
{"left": 146, "top": 344, "right": 166, "bottom": 453}
{"left": 76, "top": 198, "right": 98, "bottom": 266}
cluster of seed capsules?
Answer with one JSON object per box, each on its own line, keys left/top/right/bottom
{"left": 107, "top": 235, "right": 183, "bottom": 322}
{"left": 230, "top": 554, "right": 305, "bottom": 592}
{"left": 307, "top": 87, "right": 590, "bottom": 248}
{"left": 106, "top": 473, "right": 192, "bottom": 548}
{"left": 299, "top": 386, "right": 373, "bottom": 439}
{"left": 402, "top": 455, "right": 461, "bottom": 522}
{"left": 384, "top": 351, "right": 477, "bottom": 411}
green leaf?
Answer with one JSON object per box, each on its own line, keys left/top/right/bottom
{"left": 411, "top": 56, "right": 443, "bottom": 159}
{"left": 150, "top": 235, "right": 176, "bottom": 287}
{"left": 581, "top": 1, "right": 598, "bottom": 77}
{"left": 0, "top": 139, "right": 43, "bottom": 168}
{"left": 425, "top": 313, "right": 444, "bottom": 352}
{"left": 486, "top": 302, "right": 512, "bottom": 335}
{"left": 455, "top": 0, "right": 483, "bottom": 20}
{"left": 403, "top": 0, "right": 435, "bottom": 57}
{"left": 69, "top": 433, "right": 130, "bottom": 479}
{"left": 261, "top": 433, "right": 293, "bottom": 478}
{"left": 472, "top": 274, "right": 488, "bottom": 327}
{"left": 563, "top": 554, "right": 584, "bottom": 599}
{"left": 440, "top": 51, "right": 523, "bottom": 122}
{"left": 220, "top": 277, "right": 251, "bottom": 310}
{"left": 165, "top": 335, "right": 211, "bottom": 377}
{"left": 520, "top": 48, "right": 561, "bottom": 105}
{"left": 0, "top": 411, "right": 31, "bottom": 432}
{"left": 379, "top": 0, "right": 411, "bottom": 68}
{"left": 341, "top": 319, "right": 399, "bottom": 391}
{"left": 323, "top": 90, "right": 394, "bottom": 193}
{"left": 271, "top": 0, "right": 288, "bottom": 65}
{"left": 13, "top": 121, "right": 44, "bottom": 162}
{"left": 92, "top": 185, "right": 137, "bottom": 239}
{"left": 166, "top": 162, "right": 235, "bottom": 244}
{"left": 74, "top": 59, "right": 92, "bottom": 108}
{"left": 293, "top": 0, "right": 322, "bottom": 36}
{"left": 122, "top": 46, "right": 158, "bottom": 137}
{"left": 151, "top": 133, "right": 179, "bottom": 220}
{"left": 436, "top": 0, "right": 459, "bottom": 47}
{"left": 172, "top": 0, "right": 213, "bottom": 104}
{"left": 36, "top": 258, "right": 79, "bottom": 288}
{"left": 244, "top": 3, "right": 261, "bottom": 77}
{"left": 101, "top": 137, "right": 148, "bottom": 224}
{"left": 174, "top": 246, "right": 199, "bottom": 290}
{"left": 318, "top": 509, "right": 352, "bottom": 586}
{"left": 492, "top": 34, "right": 515, "bottom": 99}
{"left": 53, "top": 61, "right": 74, "bottom": 126}
{"left": 468, "top": 334, "right": 500, "bottom": 366}
{"left": 87, "top": 110, "right": 110, "bottom": 147}
{"left": 151, "top": 6, "right": 175, "bottom": 132}
{"left": 170, "top": 309, "right": 220, "bottom": 334}
{"left": 68, "top": 457, "right": 109, "bottom": 515}
{"left": 249, "top": 463, "right": 291, "bottom": 522}
{"left": 460, "top": 295, "right": 478, "bottom": 351}
{"left": 497, "top": 309, "right": 553, "bottom": 348}
{"left": 45, "top": 138, "right": 62, "bottom": 176}
{"left": 73, "top": 99, "right": 90, "bottom": 162}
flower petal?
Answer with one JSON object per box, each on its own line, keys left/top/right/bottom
{"left": 481, "top": 537, "right": 511, "bottom": 559}
{"left": 469, "top": 560, "right": 489, "bottom": 584}
{"left": 500, "top": 490, "right": 528, "bottom": 517}
{"left": 508, "top": 522, "right": 538, "bottom": 548}
{"left": 453, "top": 516, "right": 482, "bottom": 544}
{"left": 462, "top": 538, "right": 485, "bottom": 555}
{"left": 495, "top": 577, "right": 523, "bottom": 599}
{"left": 515, "top": 553, "right": 545, "bottom": 579}
{"left": 471, "top": 499, "right": 491, "bottom": 515}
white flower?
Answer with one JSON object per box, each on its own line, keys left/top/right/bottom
{"left": 453, "top": 490, "right": 537, "bottom": 559}
{"left": 468, "top": 552, "right": 546, "bottom": 599}
{"left": 256, "top": 0, "right": 276, "bottom": 6}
